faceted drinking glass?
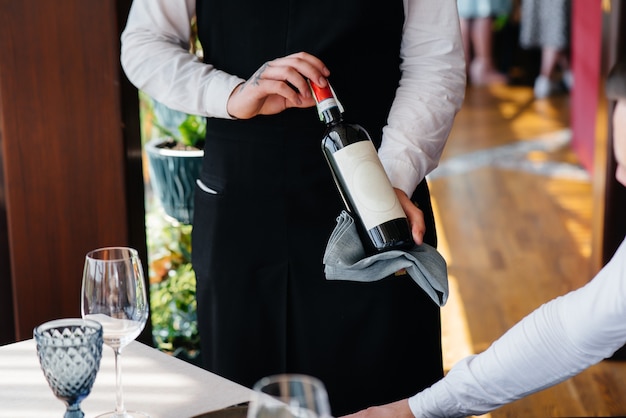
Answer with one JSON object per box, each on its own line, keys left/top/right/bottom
{"left": 34, "top": 318, "right": 103, "bottom": 418}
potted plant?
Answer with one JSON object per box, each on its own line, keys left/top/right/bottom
{"left": 141, "top": 97, "right": 203, "bottom": 363}
{"left": 144, "top": 96, "right": 205, "bottom": 225}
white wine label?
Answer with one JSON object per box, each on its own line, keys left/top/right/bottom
{"left": 333, "top": 141, "right": 406, "bottom": 230}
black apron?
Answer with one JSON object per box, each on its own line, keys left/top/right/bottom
{"left": 193, "top": 1, "right": 442, "bottom": 415}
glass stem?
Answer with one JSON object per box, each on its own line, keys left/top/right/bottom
{"left": 64, "top": 403, "right": 84, "bottom": 418}
{"left": 113, "top": 347, "right": 126, "bottom": 415}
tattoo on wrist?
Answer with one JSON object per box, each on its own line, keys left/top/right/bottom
{"left": 240, "top": 62, "right": 269, "bottom": 92}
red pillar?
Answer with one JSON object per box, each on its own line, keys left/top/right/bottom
{"left": 570, "top": 0, "right": 603, "bottom": 173}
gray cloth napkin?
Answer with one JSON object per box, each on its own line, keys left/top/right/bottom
{"left": 323, "top": 211, "right": 449, "bottom": 306}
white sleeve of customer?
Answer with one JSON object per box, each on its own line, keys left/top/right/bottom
{"left": 380, "top": 0, "right": 466, "bottom": 196}
{"left": 120, "top": 0, "right": 244, "bottom": 118}
{"left": 409, "top": 238, "right": 626, "bottom": 418}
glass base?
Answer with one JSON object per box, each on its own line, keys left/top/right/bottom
{"left": 95, "top": 411, "right": 151, "bottom": 418}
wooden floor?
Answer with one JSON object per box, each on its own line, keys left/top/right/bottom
{"left": 432, "top": 83, "right": 626, "bottom": 417}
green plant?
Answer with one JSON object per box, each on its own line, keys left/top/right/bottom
{"left": 145, "top": 204, "right": 200, "bottom": 359}
{"left": 150, "top": 263, "right": 199, "bottom": 356}
{"left": 149, "top": 97, "right": 206, "bottom": 149}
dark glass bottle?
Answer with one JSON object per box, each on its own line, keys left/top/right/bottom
{"left": 310, "top": 81, "right": 414, "bottom": 253}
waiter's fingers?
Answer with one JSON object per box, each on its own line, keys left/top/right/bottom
{"left": 395, "top": 189, "right": 425, "bottom": 246}
{"left": 227, "top": 52, "right": 330, "bottom": 119}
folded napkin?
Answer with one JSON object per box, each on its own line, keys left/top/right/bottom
{"left": 323, "top": 211, "right": 449, "bottom": 306}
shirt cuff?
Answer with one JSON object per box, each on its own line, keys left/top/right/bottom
{"left": 203, "top": 71, "right": 245, "bottom": 119}
{"left": 380, "top": 157, "right": 421, "bottom": 197}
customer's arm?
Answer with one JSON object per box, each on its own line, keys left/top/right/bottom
{"left": 408, "top": 238, "right": 626, "bottom": 417}
{"left": 345, "top": 238, "right": 626, "bottom": 418}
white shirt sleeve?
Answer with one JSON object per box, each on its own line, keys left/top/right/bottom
{"left": 408, "top": 237, "right": 626, "bottom": 418}
{"left": 120, "top": 0, "right": 244, "bottom": 118}
{"left": 380, "top": 0, "right": 466, "bottom": 195}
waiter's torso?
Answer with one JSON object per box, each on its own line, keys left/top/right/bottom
{"left": 195, "top": 0, "right": 404, "bottom": 196}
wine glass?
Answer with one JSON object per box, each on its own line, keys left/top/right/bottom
{"left": 247, "top": 374, "right": 333, "bottom": 418}
{"left": 34, "top": 318, "right": 104, "bottom": 418}
{"left": 81, "top": 246, "right": 150, "bottom": 418}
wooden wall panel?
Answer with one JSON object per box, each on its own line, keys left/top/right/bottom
{"left": 0, "top": 140, "right": 14, "bottom": 344}
{"left": 0, "top": 0, "right": 147, "bottom": 342}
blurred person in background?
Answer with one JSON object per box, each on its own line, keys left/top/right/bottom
{"left": 519, "top": 0, "right": 572, "bottom": 99}
{"left": 457, "top": 0, "right": 512, "bottom": 85}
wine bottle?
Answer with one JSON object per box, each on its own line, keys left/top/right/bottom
{"left": 310, "top": 81, "right": 414, "bottom": 253}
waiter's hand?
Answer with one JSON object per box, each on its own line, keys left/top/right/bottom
{"left": 341, "top": 399, "right": 414, "bottom": 418}
{"left": 395, "top": 188, "right": 425, "bottom": 246}
{"left": 227, "top": 52, "right": 330, "bottom": 119}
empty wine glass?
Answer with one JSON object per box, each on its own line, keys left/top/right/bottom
{"left": 34, "top": 318, "right": 103, "bottom": 418}
{"left": 247, "top": 374, "right": 333, "bottom": 418}
{"left": 81, "top": 246, "right": 150, "bottom": 418}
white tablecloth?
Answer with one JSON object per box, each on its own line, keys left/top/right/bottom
{"left": 0, "top": 339, "right": 252, "bottom": 418}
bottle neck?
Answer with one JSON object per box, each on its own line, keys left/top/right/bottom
{"left": 321, "top": 106, "right": 343, "bottom": 125}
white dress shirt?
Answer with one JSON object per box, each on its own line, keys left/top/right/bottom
{"left": 409, "top": 237, "right": 626, "bottom": 417}
{"left": 120, "top": 0, "right": 466, "bottom": 196}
